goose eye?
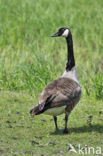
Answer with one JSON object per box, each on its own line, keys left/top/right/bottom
{"left": 59, "top": 29, "right": 64, "bottom": 33}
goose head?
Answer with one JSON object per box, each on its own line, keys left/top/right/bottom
{"left": 51, "top": 27, "right": 70, "bottom": 38}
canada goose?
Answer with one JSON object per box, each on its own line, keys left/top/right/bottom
{"left": 30, "top": 27, "right": 81, "bottom": 133}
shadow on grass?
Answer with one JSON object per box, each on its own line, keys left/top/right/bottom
{"left": 50, "top": 124, "right": 103, "bottom": 135}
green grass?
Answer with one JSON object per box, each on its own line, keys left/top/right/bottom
{"left": 0, "top": 91, "right": 103, "bottom": 155}
{"left": 0, "top": 0, "right": 103, "bottom": 155}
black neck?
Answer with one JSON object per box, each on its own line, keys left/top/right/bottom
{"left": 66, "top": 32, "right": 75, "bottom": 71}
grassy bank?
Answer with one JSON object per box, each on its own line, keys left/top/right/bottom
{"left": 0, "top": 0, "right": 103, "bottom": 155}
{"left": 0, "top": 91, "right": 103, "bottom": 155}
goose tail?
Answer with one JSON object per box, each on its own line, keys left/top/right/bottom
{"left": 30, "top": 105, "right": 40, "bottom": 116}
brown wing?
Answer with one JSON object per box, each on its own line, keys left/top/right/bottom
{"left": 38, "top": 77, "right": 81, "bottom": 111}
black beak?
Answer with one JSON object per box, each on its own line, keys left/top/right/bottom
{"left": 51, "top": 32, "right": 59, "bottom": 37}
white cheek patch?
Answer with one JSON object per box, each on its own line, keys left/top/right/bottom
{"left": 62, "top": 29, "right": 69, "bottom": 37}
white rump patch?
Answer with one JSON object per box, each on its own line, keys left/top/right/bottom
{"left": 62, "top": 29, "right": 69, "bottom": 37}
{"left": 62, "top": 66, "right": 79, "bottom": 84}
{"left": 44, "top": 106, "right": 66, "bottom": 116}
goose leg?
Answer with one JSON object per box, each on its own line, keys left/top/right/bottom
{"left": 63, "top": 114, "right": 69, "bottom": 133}
{"left": 53, "top": 116, "right": 58, "bottom": 131}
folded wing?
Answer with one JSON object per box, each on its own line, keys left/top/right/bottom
{"left": 38, "top": 77, "right": 81, "bottom": 113}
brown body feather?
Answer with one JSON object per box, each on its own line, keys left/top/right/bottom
{"left": 30, "top": 77, "right": 81, "bottom": 116}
